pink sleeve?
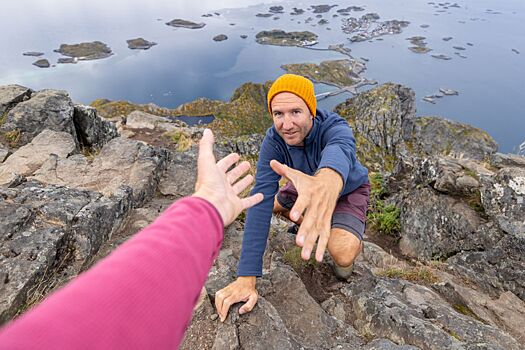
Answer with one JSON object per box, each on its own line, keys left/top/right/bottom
{"left": 0, "top": 196, "right": 224, "bottom": 350}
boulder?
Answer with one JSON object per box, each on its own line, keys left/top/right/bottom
{"left": 479, "top": 166, "right": 525, "bottom": 235}
{"left": 125, "top": 110, "right": 169, "bottom": 130}
{"left": 0, "top": 85, "right": 32, "bottom": 117}
{"left": 341, "top": 275, "right": 520, "bottom": 350}
{"left": 403, "top": 117, "right": 498, "bottom": 160}
{"left": 73, "top": 105, "right": 118, "bottom": 149}
{"left": 0, "top": 89, "right": 77, "bottom": 147}
{"left": 334, "top": 83, "right": 415, "bottom": 172}
{"left": 31, "top": 137, "right": 169, "bottom": 207}
{"left": 0, "top": 130, "right": 76, "bottom": 186}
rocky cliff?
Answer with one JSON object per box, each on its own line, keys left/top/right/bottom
{"left": 0, "top": 82, "right": 523, "bottom": 349}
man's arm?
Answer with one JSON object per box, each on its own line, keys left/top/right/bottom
{"left": 215, "top": 136, "right": 283, "bottom": 321}
{"left": 317, "top": 112, "right": 359, "bottom": 191}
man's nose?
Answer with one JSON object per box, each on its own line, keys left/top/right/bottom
{"left": 282, "top": 115, "right": 293, "bottom": 129}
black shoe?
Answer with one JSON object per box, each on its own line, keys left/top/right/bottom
{"left": 287, "top": 224, "right": 299, "bottom": 235}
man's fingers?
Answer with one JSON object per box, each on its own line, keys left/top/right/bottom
{"left": 232, "top": 174, "right": 254, "bottom": 195}
{"left": 290, "top": 195, "right": 309, "bottom": 224}
{"left": 239, "top": 293, "right": 258, "bottom": 315}
{"left": 270, "top": 160, "right": 300, "bottom": 184}
{"left": 315, "top": 231, "right": 330, "bottom": 262}
{"left": 219, "top": 296, "right": 238, "bottom": 322}
{"left": 217, "top": 153, "right": 240, "bottom": 173}
{"left": 241, "top": 193, "right": 264, "bottom": 210}
{"left": 214, "top": 290, "right": 227, "bottom": 322}
{"left": 227, "top": 161, "right": 251, "bottom": 186}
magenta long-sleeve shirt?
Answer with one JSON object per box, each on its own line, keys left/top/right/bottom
{"left": 0, "top": 197, "right": 224, "bottom": 349}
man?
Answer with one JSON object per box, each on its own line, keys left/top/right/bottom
{"left": 215, "top": 74, "right": 370, "bottom": 322}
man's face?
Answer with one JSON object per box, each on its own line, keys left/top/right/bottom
{"left": 271, "top": 92, "right": 313, "bottom": 146}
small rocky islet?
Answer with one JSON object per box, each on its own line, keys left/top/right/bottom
{"left": 1, "top": 80, "right": 524, "bottom": 349}
{"left": 126, "top": 38, "right": 157, "bottom": 50}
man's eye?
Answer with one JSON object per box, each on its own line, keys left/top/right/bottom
{"left": 293, "top": 110, "right": 301, "bottom": 114}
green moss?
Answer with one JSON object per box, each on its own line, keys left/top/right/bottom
{"left": 369, "top": 172, "right": 386, "bottom": 199}
{"left": 166, "top": 130, "right": 192, "bottom": 152}
{"left": 466, "top": 189, "right": 486, "bottom": 217}
{"left": 368, "top": 202, "right": 400, "bottom": 236}
{"left": 283, "top": 246, "right": 318, "bottom": 270}
{"left": 81, "top": 147, "right": 100, "bottom": 161}
{"left": 0, "top": 110, "right": 8, "bottom": 125}
{"left": 463, "top": 168, "right": 479, "bottom": 181}
{"left": 4, "top": 129, "right": 21, "bottom": 147}
{"left": 377, "top": 266, "right": 439, "bottom": 284}
{"left": 448, "top": 329, "right": 462, "bottom": 341}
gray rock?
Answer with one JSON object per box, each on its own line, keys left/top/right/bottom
{"left": 126, "top": 38, "right": 157, "bottom": 50}
{"left": 365, "top": 339, "right": 421, "bottom": 349}
{"left": 432, "top": 276, "right": 525, "bottom": 342}
{"left": 125, "top": 110, "right": 168, "bottom": 130}
{"left": 0, "top": 145, "right": 8, "bottom": 163}
{"left": 0, "top": 89, "right": 78, "bottom": 147}
{"left": 443, "top": 37, "right": 453, "bottom": 41}
{"left": 213, "top": 34, "right": 228, "bottom": 42}
{"left": 342, "top": 275, "right": 520, "bottom": 350}
{"left": 255, "top": 13, "right": 273, "bottom": 18}
{"left": 0, "top": 181, "right": 131, "bottom": 324}
{"left": 0, "top": 130, "right": 76, "bottom": 186}
{"left": 54, "top": 41, "right": 113, "bottom": 60}
{"left": 490, "top": 152, "right": 525, "bottom": 168}
{"left": 0, "top": 84, "right": 32, "bottom": 117}
{"left": 480, "top": 166, "right": 525, "bottom": 234}
{"left": 166, "top": 19, "right": 206, "bottom": 29}
{"left": 402, "top": 116, "right": 498, "bottom": 160}
{"left": 31, "top": 137, "right": 169, "bottom": 207}
{"left": 334, "top": 83, "right": 416, "bottom": 172}
{"left": 22, "top": 52, "right": 44, "bottom": 57}
{"left": 73, "top": 105, "right": 118, "bottom": 149}
{"left": 237, "top": 297, "right": 303, "bottom": 349}
{"left": 261, "top": 263, "right": 339, "bottom": 349}
{"left": 398, "top": 187, "right": 492, "bottom": 259}
{"left": 448, "top": 233, "right": 525, "bottom": 301}
{"left": 32, "top": 59, "right": 50, "bottom": 68}
{"left": 240, "top": 34, "right": 248, "bottom": 39}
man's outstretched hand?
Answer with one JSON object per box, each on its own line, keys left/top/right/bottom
{"left": 193, "top": 129, "right": 263, "bottom": 226}
{"left": 270, "top": 160, "right": 343, "bottom": 262}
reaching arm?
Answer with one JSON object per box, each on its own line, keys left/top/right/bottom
{"left": 0, "top": 197, "right": 223, "bottom": 350}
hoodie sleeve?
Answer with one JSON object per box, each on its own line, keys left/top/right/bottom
{"left": 317, "top": 113, "right": 358, "bottom": 190}
{"left": 237, "top": 136, "right": 283, "bottom": 277}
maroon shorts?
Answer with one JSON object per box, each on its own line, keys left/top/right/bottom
{"left": 276, "top": 181, "right": 370, "bottom": 240}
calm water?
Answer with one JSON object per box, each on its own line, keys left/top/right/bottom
{"left": 1, "top": 0, "right": 523, "bottom": 152}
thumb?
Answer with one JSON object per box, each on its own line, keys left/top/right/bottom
{"left": 198, "top": 129, "right": 215, "bottom": 170}
{"left": 270, "top": 159, "right": 298, "bottom": 182}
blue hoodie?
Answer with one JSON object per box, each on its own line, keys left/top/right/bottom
{"left": 237, "top": 109, "right": 369, "bottom": 277}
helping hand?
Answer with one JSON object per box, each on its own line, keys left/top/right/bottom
{"left": 193, "top": 129, "right": 263, "bottom": 226}
{"left": 270, "top": 160, "right": 343, "bottom": 262}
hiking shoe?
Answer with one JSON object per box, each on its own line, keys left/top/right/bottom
{"left": 287, "top": 224, "right": 299, "bottom": 235}
{"left": 333, "top": 263, "right": 354, "bottom": 281}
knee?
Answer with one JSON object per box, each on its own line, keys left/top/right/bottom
{"left": 330, "top": 242, "right": 362, "bottom": 267}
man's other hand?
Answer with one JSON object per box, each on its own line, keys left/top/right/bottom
{"left": 270, "top": 160, "right": 343, "bottom": 262}
{"left": 193, "top": 129, "right": 263, "bottom": 226}
{"left": 215, "top": 276, "right": 258, "bottom": 322}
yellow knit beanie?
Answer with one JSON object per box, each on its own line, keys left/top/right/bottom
{"left": 267, "top": 74, "right": 317, "bottom": 117}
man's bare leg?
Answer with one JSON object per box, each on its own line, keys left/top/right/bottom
{"left": 327, "top": 228, "right": 362, "bottom": 267}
